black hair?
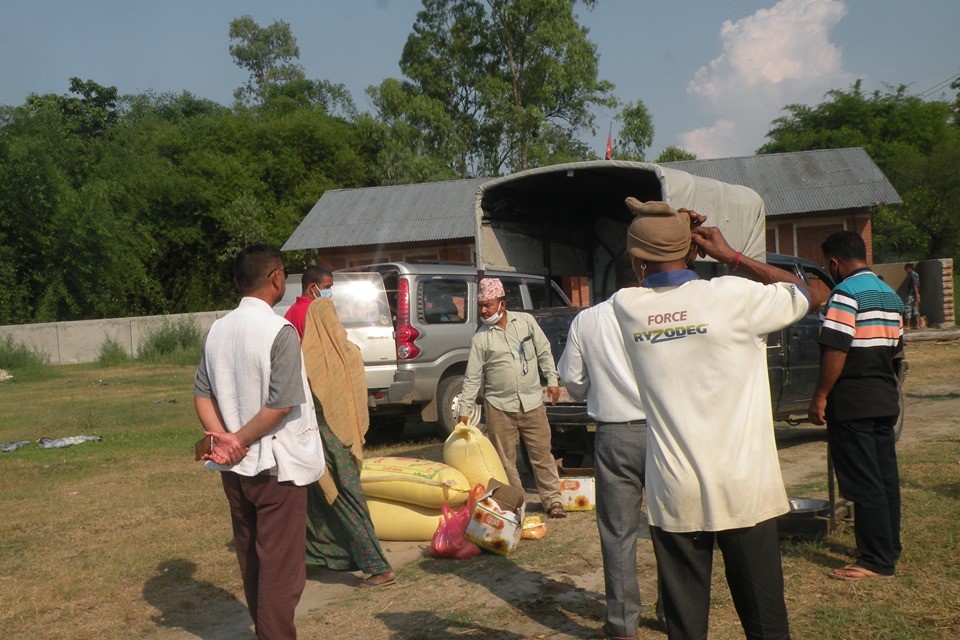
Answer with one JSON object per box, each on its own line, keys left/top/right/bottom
{"left": 234, "top": 245, "right": 282, "bottom": 294}
{"left": 904, "top": 263, "right": 915, "bottom": 271}
{"left": 614, "top": 252, "right": 640, "bottom": 288}
{"left": 301, "top": 264, "right": 333, "bottom": 292}
{"left": 821, "top": 231, "right": 866, "bottom": 261}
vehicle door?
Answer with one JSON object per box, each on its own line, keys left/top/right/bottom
{"left": 776, "top": 264, "right": 835, "bottom": 415}
{"left": 332, "top": 272, "right": 396, "bottom": 389}
{"left": 520, "top": 277, "right": 574, "bottom": 367}
{"left": 415, "top": 275, "right": 472, "bottom": 372}
{"left": 523, "top": 278, "right": 574, "bottom": 309}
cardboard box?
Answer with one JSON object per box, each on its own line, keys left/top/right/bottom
{"left": 558, "top": 465, "right": 596, "bottom": 511}
{"left": 464, "top": 478, "right": 526, "bottom": 555}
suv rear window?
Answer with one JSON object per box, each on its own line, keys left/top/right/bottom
{"left": 420, "top": 279, "right": 468, "bottom": 324}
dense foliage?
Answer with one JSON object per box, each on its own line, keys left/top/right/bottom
{"left": 0, "top": 83, "right": 371, "bottom": 322}
{"left": 759, "top": 80, "right": 960, "bottom": 262}
{"left": 1, "top": 7, "right": 952, "bottom": 325}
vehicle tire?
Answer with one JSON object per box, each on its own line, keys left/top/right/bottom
{"left": 436, "top": 375, "right": 482, "bottom": 437}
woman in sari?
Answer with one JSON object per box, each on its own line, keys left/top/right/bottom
{"left": 301, "top": 297, "right": 396, "bottom": 588}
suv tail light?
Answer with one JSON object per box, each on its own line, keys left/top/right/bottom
{"left": 395, "top": 278, "right": 421, "bottom": 359}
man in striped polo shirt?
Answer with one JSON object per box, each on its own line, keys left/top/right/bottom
{"left": 809, "top": 231, "right": 905, "bottom": 580}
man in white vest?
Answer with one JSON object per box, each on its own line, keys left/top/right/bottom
{"left": 194, "top": 245, "right": 324, "bottom": 640}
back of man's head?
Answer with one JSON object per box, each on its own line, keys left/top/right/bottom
{"left": 301, "top": 264, "right": 333, "bottom": 292}
{"left": 614, "top": 252, "right": 641, "bottom": 289}
{"left": 821, "top": 231, "right": 866, "bottom": 262}
{"left": 235, "top": 245, "right": 282, "bottom": 295}
{"left": 904, "top": 263, "right": 915, "bottom": 272}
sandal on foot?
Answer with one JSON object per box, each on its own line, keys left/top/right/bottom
{"left": 547, "top": 503, "right": 567, "bottom": 519}
{"left": 829, "top": 564, "right": 892, "bottom": 581}
{"left": 358, "top": 571, "right": 397, "bottom": 589}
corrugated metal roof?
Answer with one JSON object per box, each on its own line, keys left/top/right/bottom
{"left": 282, "top": 178, "right": 487, "bottom": 250}
{"left": 284, "top": 148, "right": 901, "bottom": 250}
{"left": 663, "top": 147, "right": 901, "bottom": 216}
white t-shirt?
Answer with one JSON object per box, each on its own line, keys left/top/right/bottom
{"left": 613, "top": 274, "right": 808, "bottom": 532}
{"left": 557, "top": 297, "right": 645, "bottom": 423}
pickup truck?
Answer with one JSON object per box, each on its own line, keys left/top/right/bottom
{"left": 284, "top": 160, "right": 906, "bottom": 457}
{"left": 541, "top": 252, "right": 907, "bottom": 466}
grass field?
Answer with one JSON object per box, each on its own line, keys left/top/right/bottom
{"left": 1, "top": 342, "right": 959, "bottom": 639}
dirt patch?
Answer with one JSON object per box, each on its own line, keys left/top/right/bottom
{"left": 148, "top": 342, "right": 960, "bottom": 640}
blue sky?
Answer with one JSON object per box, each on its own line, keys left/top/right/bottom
{"left": 2, "top": 0, "right": 957, "bottom": 159}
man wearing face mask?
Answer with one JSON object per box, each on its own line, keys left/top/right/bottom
{"left": 285, "top": 265, "right": 334, "bottom": 339}
{"left": 457, "top": 277, "right": 566, "bottom": 518}
{"left": 809, "top": 231, "right": 904, "bottom": 581}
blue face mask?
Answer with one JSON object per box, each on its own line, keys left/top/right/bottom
{"left": 317, "top": 288, "right": 333, "bottom": 299}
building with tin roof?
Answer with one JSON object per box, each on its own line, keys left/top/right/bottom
{"left": 284, "top": 147, "right": 899, "bottom": 269}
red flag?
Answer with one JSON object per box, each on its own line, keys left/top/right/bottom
{"left": 604, "top": 125, "right": 613, "bottom": 160}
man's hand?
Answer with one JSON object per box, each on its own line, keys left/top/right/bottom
{"left": 547, "top": 386, "right": 560, "bottom": 405}
{"left": 458, "top": 415, "right": 470, "bottom": 425}
{"left": 202, "top": 430, "right": 249, "bottom": 465}
{"left": 680, "top": 208, "right": 707, "bottom": 265}
{"left": 807, "top": 395, "right": 827, "bottom": 426}
{"left": 679, "top": 207, "right": 707, "bottom": 230}
{"left": 691, "top": 225, "right": 738, "bottom": 264}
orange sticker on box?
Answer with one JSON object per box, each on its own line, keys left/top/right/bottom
{"left": 481, "top": 513, "right": 505, "bottom": 530}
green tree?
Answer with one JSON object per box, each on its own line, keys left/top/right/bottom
{"left": 363, "top": 78, "right": 463, "bottom": 184}
{"left": 26, "top": 77, "right": 119, "bottom": 139}
{"left": 388, "top": 0, "right": 615, "bottom": 176}
{"left": 229, "top": 15, "right": 305, "bottom": 105}
{"left": 656, "top": 146, "right": 697, "bottom": 163}
{"left": 759, "top": 81, "right": 960, "bottom": 262}
{"left": 613, "top": 100, "right": 654, "bottom": 161}
{"left": 0, "top": 84, "right": 158, "bottom": 322}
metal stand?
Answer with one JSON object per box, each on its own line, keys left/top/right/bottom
{"left": 826, "top": 447, "right": 853, "bottom": 533}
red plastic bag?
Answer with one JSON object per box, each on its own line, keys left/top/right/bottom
{"left": 429, "top": 483, "right": 485, "bottom": 559}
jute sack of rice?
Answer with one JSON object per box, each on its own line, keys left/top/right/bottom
{"left": 365, "top": 497, "right": 442, "bottom": 541}
{"left": 360, "top": 456, "right": 471, "bottom": 508}
{"left": 443, "top": 424, "right": 508, "bottom": 489}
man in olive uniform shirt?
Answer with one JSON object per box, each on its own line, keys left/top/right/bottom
{"left": 458, "top": 277, "right": 566, "bottom": 518}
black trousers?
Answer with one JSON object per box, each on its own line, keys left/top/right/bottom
{"left": 827, "top": 415, "right": 901, "bottom": 575}
{"left": 651, "top": 518, "right": 790, "bottom": 640}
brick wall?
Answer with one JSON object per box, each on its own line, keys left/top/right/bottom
{"left": 873, "top": 258, "right": 955, "bottom": 327}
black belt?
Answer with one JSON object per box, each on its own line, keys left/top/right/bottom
{"left": 596, "top": 420, "right": 647, "bottom": 428}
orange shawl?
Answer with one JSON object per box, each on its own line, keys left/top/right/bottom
{"left": 301, "top": 298, "right": 369, "bottom": 504}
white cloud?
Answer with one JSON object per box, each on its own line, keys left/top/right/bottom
{"left": 678, "top": 120, "right": 737, "bottom": 161}
{"left": 679, "top": 0, "right": 855, "bottom": 158}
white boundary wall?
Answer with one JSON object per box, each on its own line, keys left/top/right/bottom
{"left": 0, "top": 311, "right": 230, "bottom": 365}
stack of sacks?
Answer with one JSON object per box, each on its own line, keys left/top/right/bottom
{"left": 361, "top": 425, "right": 509, "bottom": 541}
{"left": 361, "top": 456, "right": 471, "bottom": 541}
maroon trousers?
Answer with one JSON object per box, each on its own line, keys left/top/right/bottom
{"left": 221, "top": 472, "right": 308, "bottom": 640}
